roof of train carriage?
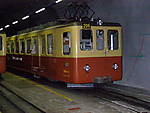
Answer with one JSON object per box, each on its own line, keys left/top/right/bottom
{"left": 17, "top": 19, "right": 121, "bottom": 35}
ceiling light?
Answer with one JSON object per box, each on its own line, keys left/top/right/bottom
{"left": 22, "top": 15, "right": 30, "bottom": 20}
{"left": 0, "top": 28, "right": 3, "bottom": 31}
{"left": 35, "top": 8, "right": 46, "bottom": 14}
{"left": 5, "top": 25, "right": 10, "bottom": 28}
{"left": 12, "top": 21, "right": 18, "bottom": 25}
{"left": 56, "top": 0, "right": 62, "bottom": 3}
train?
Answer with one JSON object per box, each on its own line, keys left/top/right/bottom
{"left": 0, "top": 34, "right": 6, "bottom": 78}
{"left": 6, "top": 20, "right": 122, "bottom": 87}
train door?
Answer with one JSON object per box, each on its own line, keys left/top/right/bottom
{"left": 95, "top": 29, "right": 105, "bottom": 56}
{"left": 31, "top": 36, "right": 40, "bottom": 72}
{"left": 105, "top": 28, "right": 122, "bottom": 57}
{"left": 39, "top": 35, "right": 46, "bottom": 73}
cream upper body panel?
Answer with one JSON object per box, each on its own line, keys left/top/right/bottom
{"left": 0, "top": 34, "right": 6, "bottom": 56}
{"left": 7, "top": 23, "right": 122, "bottom": 58}
{"left": 49, "top": 25, "right": 122, "bottom": 58}
{"left": 75, "top": 26, "right": 122, "bottom": 58}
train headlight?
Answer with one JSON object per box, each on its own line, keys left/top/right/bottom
{"left": 112, "top": 63, "right": 119, "bottom": 70}
{"left": 84, "top": 65, "right": 91, "bottom": 72}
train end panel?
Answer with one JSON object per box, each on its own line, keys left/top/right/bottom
{"left": 70, "top": 56, "right": 122, "bottom": 84}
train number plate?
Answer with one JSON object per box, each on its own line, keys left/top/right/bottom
{"left": 82, "top": 23, "right": 91, "bottom": 29}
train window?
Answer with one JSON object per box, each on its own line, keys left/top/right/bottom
{"left": 41, "top": 35, "right": 46, "bottom": 55}
{"left": 26, "top": 39, "right": 32, "bottom": 53}
{"left": 0, "top": 36, "right": 2, "bottom": 50}
{"left": 15, "top": 40, "right": 19, "bottom": 53}
{"left": 108, "top": 30, "right": 119, "bottom": 50}
{"left": 20, "top": 39, "right": 25, "bottom": 53}
{"left": 80, "top": 30, "right": 93, "bottom": 51}
{"left": 11, "top": 41, "right": 15, "bottom": 53}
{"left": 96, "top": 30, "right": 104, "bottom": 50}
{"left": 32, "top": 37, "right": 39, "bottom": 54}
{"left": 63, "top": 32, "right": 71, "bottom": 55}
{"left": 7, "top": 42, "right": 11, "bottom": 53}
{"left": 47, "top": 34, "right": 53, "bottom": 54}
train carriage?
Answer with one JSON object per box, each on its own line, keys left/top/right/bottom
{"left": 7, "top": 20, "right": 122, "bottom": 86}
{"left": 0, "top": 34, "right": 6, "bottom": 77}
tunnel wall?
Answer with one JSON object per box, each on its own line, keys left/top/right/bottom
{"left": 88, "top": 0, "right": 150, "bottom": 90}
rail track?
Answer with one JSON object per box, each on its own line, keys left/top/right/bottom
{"left": 1, "top": 72, "right": 150, "bottom": 113}
{"left": 45, "top": 79, "right": 150, "bottom": 113}
{"left": 94, "top": 87, "right": 150, "bottom": 113}
{"left": 0, "top": 83, "right": 47, "bottom": 113}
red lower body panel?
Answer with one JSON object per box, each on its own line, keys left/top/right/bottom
{"left": 74, "top": 57, "right": 122, "bottom": 83}
{"left": 0, "top": 56, "right": 6, "bottom": 73}
{"left": 7, "top": 54, "right": 122, "bottom": 83}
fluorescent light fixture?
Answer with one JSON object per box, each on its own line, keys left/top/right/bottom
{"left": 35, "top": 8, "right": 46, "bottom": 14}
{"left": 56, "top": 0, "right": 62, "bottom": 3}
{"left": 0, "top": 28, "right": 3, "bottom": 31}
{"left": 5, "top": 25, "right": 10, "bottom": 28}
{"left": 12, "top": 21, "right": 18, "bottom": 25}
{"left": 22, "top": 15, "right": 30, "bottom": 20}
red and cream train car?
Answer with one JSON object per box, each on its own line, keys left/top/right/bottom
{"left": 7, "top": 21, "right": 122, "bottom": 86}
{"left": 0, "top": 34, "right": 6, "bottom": 77}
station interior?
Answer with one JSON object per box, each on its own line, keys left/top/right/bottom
{"left": 0, "top": 0, "right": 150, "bottom": 113}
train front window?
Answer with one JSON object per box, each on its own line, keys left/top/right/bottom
{"left": 47, "top": 34, "right": 53, "bottom": 54}
{"left": 63, "top": 32, "right": 71, "bottom": 55}
{"left": 0, "top": 36, "right": 2, "bottom": 50}
{"left": 108, "top": 30, "right": 119, "bottom": 50}
{"left": 20, "top": 39, "right": 25, "bottom": 53}
{"left": 80, "top": 30, "right": 93, "bottom": 51}
{"left": 96, "top": 30, "right": 104, "bottom": 50}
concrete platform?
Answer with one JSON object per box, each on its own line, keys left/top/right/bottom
{"left": 0, "top": 72, "right": 149, "bottom": 113}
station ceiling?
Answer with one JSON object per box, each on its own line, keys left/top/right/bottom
{"left": 0, "top": 0, "right": 90, "bottom": 36}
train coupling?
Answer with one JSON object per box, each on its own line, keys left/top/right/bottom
{"left": 93, "top": 76, "right": 112, "bottom": 83}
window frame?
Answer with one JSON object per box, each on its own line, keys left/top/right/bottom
{"left": 96, "top": 29, "right": 104, "bottom": 50}
{"left": 40, "top": 35, "right": 46, "bottom": 55}
{"left": 0, "top": 36, "right": 2, "bottom": 51}
{"left": 15, "top": 39, "right": 19, "bottom": 53}
{"left": 26, "top": 38, "right": 32, "bottom": 54}
{"left": 32, "top": 36, "right": 39, "bottom": 55}
{"left": 107, "top": 30, "right": 119, "bottom": 51}
{"left": 7, "top": 42, "right": 11, "bottom": 54}
{"left": 10, "top": 40, "right": 15, "bottom": 53}
{"left": 63, "top": 32, "right": 71, "bottom": 55}
{"left": 47, "top": 34, "right": 53, "bottom": 55}
{"left": 19, "top": 39, "right": 25, "bottom": 53}
{"left": 80, "top": 29, "right": 93, "bottom": 51}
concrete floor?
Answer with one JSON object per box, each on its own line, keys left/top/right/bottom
{"left": 0, "top": 72, "right": 149, "bottom": 113}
